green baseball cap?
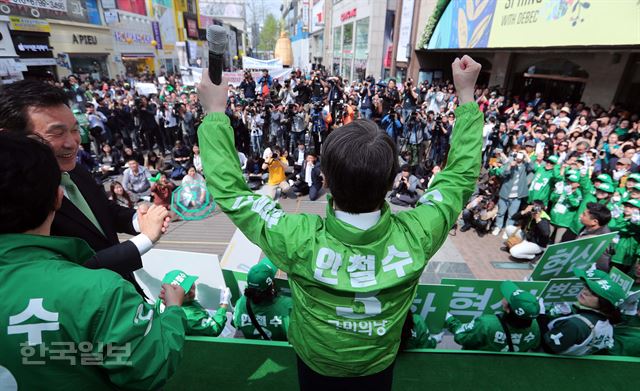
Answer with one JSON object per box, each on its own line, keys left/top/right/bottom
{"left": 567, "top": 174, "right": 580, "bottom": 183}
{"left": 574, "top": 269, "right": 626, "bottom": 308}
{"left": 623, "top": 198, "right": 640, "bottom": 208}
{"left": 628, "top": 173, "right": 640, "bottom": 183}
{"left": 500, "top": 281, "right": 540, "bottom": 319}
{"left": 259, "top": 257, "right": 277, "bottom": 278}
{"left": 544, "top": 155, "right": 559, "bottom": 164}
{"left": 596, "top": 182, "right": 615, "bottom": 194}
{"left": 596, "top": 173, "right": 613, "bottom": 184}
{"left": 247, "top": 262, "right": 275, "bottom": 291}
{"left": 162, "top": 269, "right": 198, "bottom": 294}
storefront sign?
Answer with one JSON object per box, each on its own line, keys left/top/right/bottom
{"left": 8, "top": 0, "right": 67, "bottom": 12}
{"left": 72, "top": 34, "right": 97, "bottom": 45}
{"left": 184, "top": 14, "right": 198, "bottom": 40}
{"left": 530, "top": 233, "right": 616, "bottom": 281}
{"left": 19, "top": 58, "right": 56, "bottom": 66}
{"left": 311, "top": 0, "right": 324, "bottom": 33}
{"left": 11, "top": 31, "right": 53, "bottom": 59}
{"left": 396, "top": 0, "right": 414, "bottom": 62}
{"left": 151, "top": 21, "right": 162, "bottom": 49}
{"left": 2, "top": 0, "right": 101, "bottom": 26}
{"left": 340, "top": 8, "right": 356, "bottom": 22}
{"left": 427, "top": 0, "right": 640, "bottom": 49}
{"left": 114, "top": 30, "right": 153, "bottom": 45}
{"left": 8, "top": 16, "right": 50, "bottom": 33}
{"left": 0, "top": 22, "right": 18, "bottom": 57}
{"left": 116, "top": 0, "right": 146, "bottom": 15}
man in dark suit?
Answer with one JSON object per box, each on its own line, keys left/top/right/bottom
{"left": 0, "top": 80, "right": 169, "bottom": 298}
{"left": 291, "top": 153, "right": 323, "bottom": 201}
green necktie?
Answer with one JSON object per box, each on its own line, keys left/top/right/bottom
{"left": 60, "top": 173, "right": 105, "bottom": 236}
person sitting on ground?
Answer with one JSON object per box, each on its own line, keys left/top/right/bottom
{"left": 502, "top": 201, "right": 551, "bottom": 262}
{"left": 446, "top": 280, "right": 541, "bottom": 352}
{"left": 150, "top": 173, "right": 176, "bottom": 211}
{"left": 291, "top": 153, "right": 323, "bottom": 201}
{"left": 232, "top": 261, "right": 293, "bottom": 341}
{"left": 460, "top": 195, "right": 498, "bottom": 234}
{"left": 145, "top": 150, "right": 165, "bottom": 173}
{"left": 122, "top": 159, "right": 152, "bottom": 201}
{"left": 156, "top": 270, "right": 232, "bottom": 337}
{"left": 198, "top": 55, "right": 483, "bottom": 388}
{"left": 389, "top": 164, "right": 420, "bottom": 207}
{"left": 542, "top": 269, "right": 625, "bottom": 356}
{"left": 261, "top": 146, "right": 297, "bottom": 199}
{"left": 97, "top": 143, "right": 123, "bottom": 178}
{"left": 181, "top": 166, "right": 206, "bottom": 208}
{"left": 109, "top": 180, "right": 134, "bottom": 208}
{"left": 0, "top": 133, "right": 187, "bottom": 390}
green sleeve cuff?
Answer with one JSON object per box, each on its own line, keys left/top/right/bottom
{"left": 454, "top": 101, "right": 480, "bottom": 117}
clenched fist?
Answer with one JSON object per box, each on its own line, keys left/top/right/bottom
{"left": 451, "top": 55, "right": 482, "bottom": 105}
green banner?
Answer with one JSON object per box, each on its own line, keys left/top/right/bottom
{"left": 609, "top": 266, "right": 635, "bottom": 294}
{"left": 411, "top": 284, "right": 455, "bottom": 333}
{"left": 539, "top": 278, "right": 583, "bottom": 305}
{"left": 441, "top": 278, "right": 547, "bottom": 324}
{"left": 530, "top": 233, "right": 616, "bottom": 281}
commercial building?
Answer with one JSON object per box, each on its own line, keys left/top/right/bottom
{"left": 411, "top": 0, "right": 640, "bottom": 109}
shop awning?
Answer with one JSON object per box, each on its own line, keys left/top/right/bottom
{"left": 0, "top": 58, "right": 27, "bottom": 73}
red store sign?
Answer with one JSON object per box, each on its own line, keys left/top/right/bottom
{"left": 340, "top": 8, "right": 356, "bottom": 22}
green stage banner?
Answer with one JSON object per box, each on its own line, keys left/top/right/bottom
{"left": 530, "top": 233, "right": 616, "bottom": 281}
{"left": 411, "top": 284, "right": 456, "bottom": 333}
{"left": 609, "top": 266, "right": 635, "bottom": 294}
{"left": 441, "top": 278, "right": 547, "bottom": 324}
{"left": 539, "top": 278, "right": 583, "bottom": 305}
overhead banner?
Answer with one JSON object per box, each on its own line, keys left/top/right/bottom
{"left": 242, "top": 56, "right": 284, "bottom": 70}
{"left": 530, "top": 233, "right": 616, "bottom": 281}
{"left": 427, "top": 0, "right": 640, "bottom": 49}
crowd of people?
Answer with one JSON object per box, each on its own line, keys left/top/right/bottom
{"left": 0, "top": 53, "right": 639, "bottom": 391}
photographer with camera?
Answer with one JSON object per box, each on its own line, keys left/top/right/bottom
{"left": 501, "top": 201, "right": 551, "bottom": 261}
{"left": 381, "top": 106, "right": 404, "bottom": 146}
{"left": 429, "top": 113, "right": 451, "bottom": 165}
{"left": 381, "top": 79, "right": 400, "bottom": 115}
{"left": 289, "top": 103, "right": 308, "bottom": 154}
{"left": 133, "top": 95, "right": 165, "bottom": 153}
{"left": 492, "top": 151, "right": 533, "bottom": 237}
{"left": 359, "top": 77, "right": 376, "bottom": 119}
{"left": 401, "top": 78, "right": 419, "bottom": 122}
{"left": 460, "top": 195, "right": 499, "bottom": 234}
{"left": 389, "top": 164, "right": 421, "bottom": 207}
{"left": 279, "top": 79, "right": 297, "bottom": 106}
{"left": 239, "top": 71, "right": 257, "bottom": 102}
{"left": 261, "top": 146, "right": 297, "bottom": 199}
{"left": 310, "top": 71, "right": 327, "bottom": 104}
{"left": 310, "top": 102, "right": 328, "bottom": 153}
{"left": 404, "top": 109, "right": 425, "bottom": 166}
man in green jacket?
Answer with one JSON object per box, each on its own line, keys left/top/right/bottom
{"left": 197, "top": 56, "right": 483, "bottom": 388}
{"left": 445, "top": 281, "right": 541, "bottom": 352}
{"left": 528, "top": 155, "right": 559, "bottom": 207}
{"left": 0, "top": 133, "right": 187, "bottom": 390}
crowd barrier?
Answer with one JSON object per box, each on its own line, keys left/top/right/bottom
{"left": 165, "top": 337, "right": 640, "bottom": 390}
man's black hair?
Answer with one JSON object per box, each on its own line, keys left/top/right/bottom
{"left": 322, "top": 119, "right": 398, "bottom": 213}
{"left": 0, "top": 133, "right": 61, "bottom": 233}
{"left": 0, "top": 80, "right": 69, "bottom": 133}
{"left": 585, "top": 202, "right": 612, "bottom": 227}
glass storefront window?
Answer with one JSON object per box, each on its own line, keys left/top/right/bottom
{"left": 333, "top": 27, "right": 341, "bottom": 58}
{"left": 354, "top": 18, "right": 369, "bottom": 81}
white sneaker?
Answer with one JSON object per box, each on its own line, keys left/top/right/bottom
{"left": 491, "top": 226, "right": 501, "bottom": 236}
{"left": 502, "top": 231, "right": 509, "bottom": 240}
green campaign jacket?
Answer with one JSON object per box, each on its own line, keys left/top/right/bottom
{"left": 446, "top": 314, "right": 540, "bottom": 352}
{"left": 156, "top": 299, "right": 228, "bottom": 337}
{"left": 528, "top": 166, "right": 557, "bottom": 206}
{"left": 610, "top": 315, "right": 640, "bottom": 357}
{"left": 0, "top": 234, "right": 187, "bottom": 390}
{"left": 198, "top": 102, "right": 483, "bottom": 377}
{"left": 232, "top": 295, "right": 293, "bottom": 341}
{"left": 550, "top": 184, "right": 582, "bottom": 228}
{"left": 405, "top": 314, "right": 437, "bottom": 350}
{"left": 609, "top": 217, "right": 640, "bottom": 266}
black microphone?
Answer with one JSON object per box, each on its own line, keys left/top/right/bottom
{"left": 206, "top": 25, "right": 227, "bottom": 85}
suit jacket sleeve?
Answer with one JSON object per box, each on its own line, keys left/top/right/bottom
{"left": 82, "top": 240, "right": 143, "bottom": 274}
{"left": 109, "top": 199, "right": 138, "bottom": 235}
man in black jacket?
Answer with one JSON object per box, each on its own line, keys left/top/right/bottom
{"left": 0, "top": 80, "right": 170, "bottom": 298}
{"left": 577, "top": 202, "right": 612, "bottom": 271}
{"left": 291, "top": 153, "right": 323, "bottom": 201}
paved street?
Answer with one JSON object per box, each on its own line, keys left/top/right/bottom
{"left": 120, "top": 195, "right": 531, "bottom": 282}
